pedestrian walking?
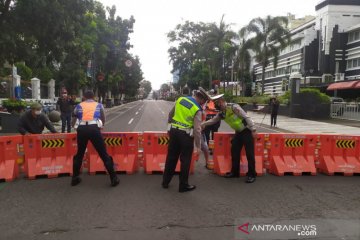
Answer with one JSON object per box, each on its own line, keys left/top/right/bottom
{"left": 270, "top": 96, "right": 280, "bottom": 127}
{"left": 202, "top": 94, "right": 257, "bottom": 183}
{"left": 162, "top": 87, "right": 210, "bottom": 192}
{"left": 71, "top": 90, "right": 119, "bottom": 187}
{"left": 56, "top": 90, "right": 75, "bottom": 133}
{"left": 18, "top": 102, "right": 57, "bottom": 135}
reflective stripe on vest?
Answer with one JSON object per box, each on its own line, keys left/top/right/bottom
{"left": 224, "top": 105, "right": 245, "bottom": 132}
{"left": 77, "top": 101, "right": 101, "bottom": 121}
{"left": 171, "top": 97, "right": 201, "bottom": 129}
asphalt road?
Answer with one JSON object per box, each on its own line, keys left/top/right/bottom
{"left": 0, "top": 100, "right": 359, "bottom": 240}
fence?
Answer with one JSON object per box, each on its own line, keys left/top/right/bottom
{"left": 330, "top": 103, "right": 360, "bottom": 121}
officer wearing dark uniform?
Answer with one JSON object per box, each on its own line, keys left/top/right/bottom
{"left": 71, "top": 90, "right": 119, "bottom": 187}
{"left": 162, "top": 88, "right": 209, "bottom": 192}
{"left": 202, "top": 94, "right": 257, "bottom": 183}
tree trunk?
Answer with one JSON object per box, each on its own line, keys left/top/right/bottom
{"left": 261, "top": 64, "right": 266, "bottom": 95}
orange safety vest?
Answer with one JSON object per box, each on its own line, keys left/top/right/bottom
{"left": 205, "top": 100, "right": 217, "bottom": 116}
{"left": 77, "top": 101, "right": 101, "bottom": 121}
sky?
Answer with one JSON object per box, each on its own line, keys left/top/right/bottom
{"left": 101, "top": 0, "right": 321, "bottom": 90}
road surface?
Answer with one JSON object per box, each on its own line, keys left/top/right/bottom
{"left": 0, "top": 100, "right": 359, "bottom": 240}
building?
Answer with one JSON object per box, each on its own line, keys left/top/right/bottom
{"left": 253, "top": 0, "right": 360, "bottom": 98}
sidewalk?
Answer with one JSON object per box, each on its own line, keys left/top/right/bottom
{"left": 248, "top": 111, "right": 360, "bottom": 135}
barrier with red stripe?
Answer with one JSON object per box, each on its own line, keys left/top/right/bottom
{"left": 266, "top": 134, "right": 317, "bottom": 176}
{"left": 317, "top": 135, "right": 360, "bottom": 176}
{"left": 143, "top": 131, "right": 197, "bottom": 174}
{"left": 87, "top": 132, "right": 139, "bottom": 174}
{"left": 0, "top": 135, "right": 23, "bottom": 182}
{"left": 23, "top": 133, "right": 77, "bottom": 179}
{"left": 213, "top": 132, "right": 265, "bottom": 176}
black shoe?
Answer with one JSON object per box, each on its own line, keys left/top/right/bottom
{"left": 71, "top": 177, "right": 81, "bottom": 186}
{"left": 245, "top": 176, "right": 256, "bottom": 183}
{"left": 224, "top": 172, "right": 239, "bottom": 178}
{"left": 162, "top": 182, "right": 169, "bottom": 189}
{"left": 110, "top": 176, "right": 120, "bottom": 187}
{"left": 179, "top": 185, "right": 196, "bottom": 193}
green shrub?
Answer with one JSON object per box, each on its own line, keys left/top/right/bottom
{"left": 300, "top": 88, "right": 330, "bottom": 103}
{"left": 2, "top": 98, "right": 30, "bottom": 113}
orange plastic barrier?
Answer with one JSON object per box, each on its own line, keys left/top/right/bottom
{"left": 0, "top": 135, "right": 23, "bottom": 182}
{"left": 266, "top": 134, "right": 317, "bottom": 176}
{"left": 87, "top": 132, "right": 139, "bottom": 175}
{"left": 143, "top": 131, "right": 197, "bottom": 174}
{"left": 23, "top": 133, "right": 77, "bottom": 179}
{"left": 212, "top": 132, "right": 265, "bottom": 177}
{"left": 317, "top": 135, "right": 360, "bottom": 176}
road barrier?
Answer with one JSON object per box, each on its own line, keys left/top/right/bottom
{"left": 212, "top": 132, "right": 265, "bottom": 176}
{"left": 266, "top": 134, "right": 317, "bottom": 176}
{"left": 2, "top": 131, "right": 360, "bottom": 181}
{"left": 143, "top": 131, "right": 197, "bottom": 174}
{"left": 23, "top": 133, "right": 77, "bottom": 179}
{"left": 87, "top": 132, "right": 140, "bottom": 175}
{"left": 317, "top": 134, "right": 360, "bottom": 176}
{"left": 0, "top": 135, "right": 23, "bottom": 182}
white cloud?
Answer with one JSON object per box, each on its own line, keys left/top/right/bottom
{"left": 101, "top": 0, "right": 319, "bottom": 89}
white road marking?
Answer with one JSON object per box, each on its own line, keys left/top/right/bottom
{"left": 135, "top": 111, "right": 139, "bottom": 115}
{"left": 128, "top": 118, "right": 134, "bottom": 125}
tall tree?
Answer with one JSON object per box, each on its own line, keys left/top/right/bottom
{"left": 240, "top": 15, "right": 290, "bottom": 94}
{"left": 201, "top": 15, "right": 236, "bottom": 91}
{"left": 233, "top": 35, "right": 253, "bottom": 96}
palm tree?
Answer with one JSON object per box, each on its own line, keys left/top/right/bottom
{"left": 233, "top": 36, "right": 252, "bottom": 96}
{"left": 201, "top": 15, "right": 236, "bottom": 91}
{"left": 240, "top": 15, "right": 290, "bottom": 94}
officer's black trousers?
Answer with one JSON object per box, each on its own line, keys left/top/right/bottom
{"left": 231, "top": 128, "right": 256, "bottom": 177}
{"left": 163, "top": 128, "right": 194, "bottom": 187}
{"left": 73, "top": 125, "right": 115, "bottom": 177}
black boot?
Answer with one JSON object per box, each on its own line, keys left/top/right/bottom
{"left": 71, "top": 176, "right": 82, "bottom": 186}
{"left": 71, "top": 156, "right": 83, "bottom": 186}
{"left": 106, "top": 156, "right": 119, "bottom": 187}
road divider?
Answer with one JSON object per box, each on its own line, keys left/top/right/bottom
{"left": 317, "top": 134, "right": 360, "bottom": 176}
{"left": 87, "top": 132, "right": 140, "bottom": 175}
{"left": 213, "top": 132, "right": 265, "bottom": 177}
{"left": 0, "top": 135, "right": 23, "bottom": 182}
{"left": 23, "top": 133, "right": 77, "bottom": 179}
{"left": 2, "top": 131, "right": 359, "bottom": 181}
{"left": 143, "top": 131, "right": 196, "bottom": 174}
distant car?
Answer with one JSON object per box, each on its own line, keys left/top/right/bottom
{"left": 330, "top": 97, "right": 345, "bottom": 103}
{"left": 330, "top": 97, "right": 345, "bottom": 116}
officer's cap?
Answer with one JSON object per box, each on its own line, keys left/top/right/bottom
{"left": 210, "top": 94, "right": 224, "bottom": 101}
{"left": 196, "top": 87, "right": 211, "bottom": 101}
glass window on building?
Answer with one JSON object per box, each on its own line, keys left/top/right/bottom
{"left": 354, "top": 31, "right": 359, "bottom": 41}
{"left": 347, "top": 60, "right": 352, "bottom": 68}
{"left": 353, "top": 59, "right": 358, "bottom": 68}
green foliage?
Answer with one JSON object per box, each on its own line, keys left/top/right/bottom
{"left": 278, "top": 91, "right": 290, "bottom": 105}
{"left": 0, "top": 0, "right": 141, "bottom": 98}
{"left": 2, "top": 98, "right": 29, "bottom": 113}
{"left": 34, "top": 67, "right": 53, "bottom": 83}
{"left": 15, "top": 63, "right": 32, "bottom": 80}
{"left": 300, "top": 88, "right": 330, "bottom": 103}
{"left": 240, "top": 16, "right": 291, "bottom": 94}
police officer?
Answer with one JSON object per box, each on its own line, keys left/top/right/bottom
{"left": 202, "top": 94, "right": 257, "bottom": 183}
{"left": 71, "top": 90, "right": 119, "bottom": 187}
{"left": 162, "top": 87, "right": 210, "bottom": 192}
